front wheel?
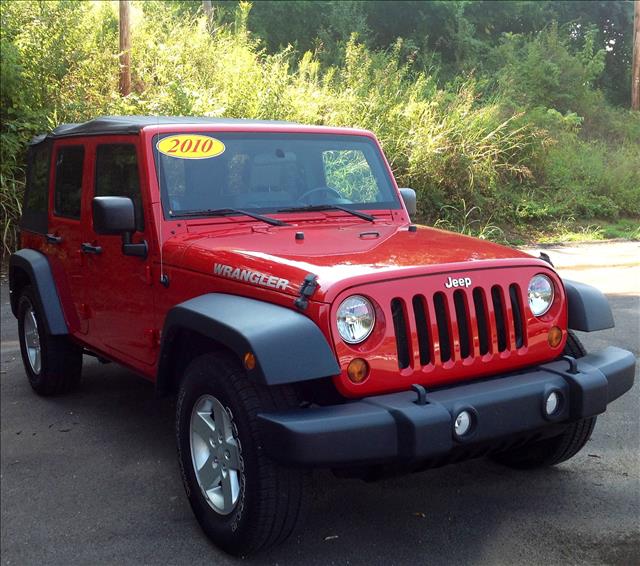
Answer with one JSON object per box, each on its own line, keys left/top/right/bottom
{"left": 492, "top": 331, "right": 596, "bottom": 469}
{"left": 176, "top": 353, "right": 307, "bottom": 556}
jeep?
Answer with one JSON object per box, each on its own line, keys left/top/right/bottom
{"left": 9, "top": 116, "right": 635, "bottom": 555}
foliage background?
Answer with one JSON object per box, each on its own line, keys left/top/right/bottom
{"left": 1, "top": 0, "right": 639, "bottom": 255}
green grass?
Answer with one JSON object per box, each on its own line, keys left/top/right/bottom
{"left": 503, "top": 218, "right": 640, "bottom": 246}
{"left": 598, "top": 219, "right": 640, "bottom": 240}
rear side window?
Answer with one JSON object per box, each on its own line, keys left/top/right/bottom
{"left": 95, "top": 144, "right": 144, "bottom": 231}
{"left": 54, "top": 146, "right": 84, "bottom": 219}
{"left": 21, "top": 143, "right": 51, "bottom": 233}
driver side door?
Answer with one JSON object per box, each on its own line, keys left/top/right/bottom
{"left": 83, "top": 139, "right": 157, "bottom": 367}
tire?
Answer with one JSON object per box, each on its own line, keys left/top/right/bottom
{"left": 492, "top": 330, "right": 596, "bottom": 469}
{"left": 17, "top": 286, "right": 83, "bottom": 396}
{"left": 176, "top": 352, "right": 307, "bottom": 556}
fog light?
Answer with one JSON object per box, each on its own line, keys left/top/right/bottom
{"left": 454, "top": 410, "right": 472, "bottom": 437}
{"left": 545, "top": 391, "right": 561, "bottom": 416}
{"left": 347, "top": 358, "right": 370, "bottom": 384}
{"left": 548, "top": 326, "right": 563, "bottom": 348}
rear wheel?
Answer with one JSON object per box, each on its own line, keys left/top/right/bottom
{"left": 17, "top": 286, "right": 83, "bottom": 396}
{"left": 176, "top": 353, "right": 307, "bottom": 556}
{"left": 492, "top": 331, "right": 596, "bottom": 469}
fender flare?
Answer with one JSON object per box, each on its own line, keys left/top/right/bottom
{"left": 9, "top": 249, "right": 69, "bottom": 335}
{"left": 157, "top": 293, "right": 340, "bottom": 389}
{"left": 562, "top": 279, "right": 614, "bottom": 332}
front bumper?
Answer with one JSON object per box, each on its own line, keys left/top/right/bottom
{"left": 258, "top": 347, "right": 635, "bottom": 467}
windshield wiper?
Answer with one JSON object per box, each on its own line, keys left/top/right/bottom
{"left": 277, "top": 204, "right": 375, "bottom": 222}
{"left": 169, "top": 208, "right": 289, "bottom": 227}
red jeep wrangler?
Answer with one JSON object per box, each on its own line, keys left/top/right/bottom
{"left": 9, "top": 117, "right": 635, "bottom": 555}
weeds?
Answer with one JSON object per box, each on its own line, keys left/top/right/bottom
{"left": 1, "top": 2, "right": 638, "bottom": 252}
{"left": 434, "top": 200, "right": 505, "bottom": 242}
{"left": 0, "top": 172, "right": 23, "bottom": 259}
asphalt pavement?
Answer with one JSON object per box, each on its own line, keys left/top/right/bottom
{"left": 1, "top": 241, "right": 639, "bottom": 566}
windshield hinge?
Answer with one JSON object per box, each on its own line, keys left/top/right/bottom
{"left": 539, "top": 251, "right": 554, "bottom": 267}
{"left": 294, "top": 273, "right": 319, "bottom": 310}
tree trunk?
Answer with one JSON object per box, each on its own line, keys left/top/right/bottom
{"left": 119, "top": 0, "right": 131, "bottom": 97}
{"left": 632, "top": 0, "right": 639, "bottom": 110}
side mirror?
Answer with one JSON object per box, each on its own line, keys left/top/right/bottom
{"left": 92, "top": 196, "right": 147, "bottom": 258}
{"left": 399, "top": 188, "right": 417, "bottom": 218}
{"left": 93, "top": 196, "right": 136, "bottom": 235}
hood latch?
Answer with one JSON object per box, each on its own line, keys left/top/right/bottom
{"left": 294, "top": 273, "right": 319, "bottom": 310}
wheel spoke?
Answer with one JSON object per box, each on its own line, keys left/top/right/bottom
{"left": 212, "top": 402, "right": 229, "bottom": 439}
{"left": 197, "top": 455, "right": 222, "bottom": 490}
{"left": 221, "top": 469, "right": 234, "bottom": 504}
{"left": 222, "top": 439, "right": 241, "bottom": 470}
{"left": 192, "top": 412, "right": 215, "bottom": 442}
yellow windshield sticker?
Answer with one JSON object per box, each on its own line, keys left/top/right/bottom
{"left": 156, "top": 135, "right": 225, "bottom": 159}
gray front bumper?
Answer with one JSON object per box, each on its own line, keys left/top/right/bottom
{"left": 258, "top": 347, "right": 635, "bottom": 467}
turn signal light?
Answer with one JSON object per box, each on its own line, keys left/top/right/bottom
{"left": 347, "top": 358, "right": 370, "bottom": 384}
{"left": 243, "top": 351, "right": 256, "bottom": 370}
{"left": 548, "top": 326, "right": 563, "bottom": 348}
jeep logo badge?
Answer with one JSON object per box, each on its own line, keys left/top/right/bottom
{"left": 445, "top": 276, "right": 472, "bottom": 288}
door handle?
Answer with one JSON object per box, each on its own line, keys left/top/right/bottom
{"left": 81, "top": 242, "right": 103, "bottom": 255}
{"left": 45, "top": 233, "right": 63, "bottom": 244}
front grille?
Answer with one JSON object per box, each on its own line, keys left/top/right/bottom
{"left": 472, "top": 287, "right": 490, "bottom": 355}
{"left": 392, "top": 282, "right": 527, "bottom": 369}
{"left": 391, "top": 298, "right": 411, "bottom": 369}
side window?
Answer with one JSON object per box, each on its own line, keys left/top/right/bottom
{"left": 322, "top": 150, "right": 380, "bottom": 203}
{"left": 54, "top": 146, "right": 84, "bottom": 219}
{"left": 21, "top": 143, "right": 51, "bottom": 233}
{"left": 95, "top": 144, "right": 144, "bottom": 231}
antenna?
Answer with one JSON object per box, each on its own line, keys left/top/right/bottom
{"left": 152, "top": 113, "right": 169, "bottom": 287}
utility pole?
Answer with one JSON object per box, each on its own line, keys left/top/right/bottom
{"left": 202, "top": 0, "right": 215, "bottom": 31}
{"left": 119, "top": 0, "right": 131, "bottom": 96}
{"left": 633, "top": 0, "right": 639, "bottom": 110}
{"left": 202, "top": 0, "right": 213, "bottom": 19}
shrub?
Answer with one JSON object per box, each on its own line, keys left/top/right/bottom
{"left": 0, "top": 1, "right": 638, "bottom": 255}
{"left": 496, "top": 23, "right": 606, "bottom": 117}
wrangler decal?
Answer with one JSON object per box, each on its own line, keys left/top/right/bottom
{"left": 214, "top": 263, "right": 289, "bottom": 291}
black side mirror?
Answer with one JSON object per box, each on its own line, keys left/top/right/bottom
{"left": 93, "top": 196, "right": 136, "bottom": 234}
{"left": 399, "top": 188, "right": 417, "bottom": 218}
{"left": 92, "top": 196, "right": 147, "bottom": 258}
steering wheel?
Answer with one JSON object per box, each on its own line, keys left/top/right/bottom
{"left": 297, "top": 186, "right": 343, "bottom": 205}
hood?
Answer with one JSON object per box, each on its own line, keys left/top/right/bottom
{"left": 164, "top": 222, "right": 542, "bottom": 303}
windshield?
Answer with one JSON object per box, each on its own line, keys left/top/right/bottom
{"left": 153, "top": 133, "right": 400, "bottom": 218}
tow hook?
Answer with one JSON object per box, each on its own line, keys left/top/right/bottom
{"left": 561, "top": 355, "right": 580, "bottom": 374}
{"left": 411, "top": 383, "right": 429, "bottom": 406}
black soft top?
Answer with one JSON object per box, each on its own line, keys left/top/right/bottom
{"left": 29, "top": 115, "right": 294, "bottom": 145}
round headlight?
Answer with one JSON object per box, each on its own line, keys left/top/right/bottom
{"left": 528, "top": 274, "right": 554, "bottom": 316}
{"left": 337, "top": 295, "right": 375, "bottom": 344}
